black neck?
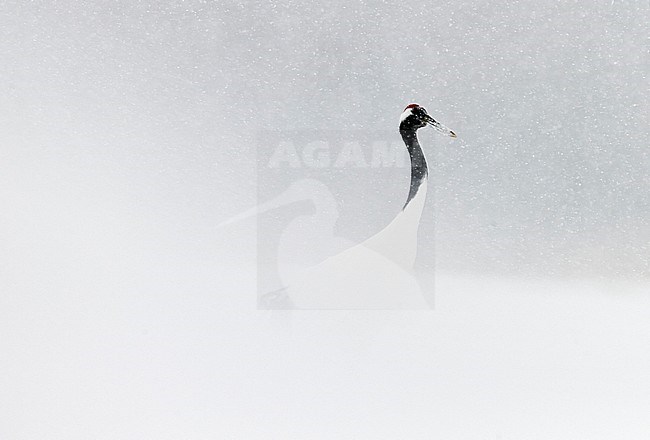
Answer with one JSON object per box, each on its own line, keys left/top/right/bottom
{"left": 400, "top": 128, "right": 428, "bottom": 209}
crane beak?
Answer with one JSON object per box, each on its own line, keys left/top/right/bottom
{"left": 425, "top": 115, "right": 457, "bottom": 138}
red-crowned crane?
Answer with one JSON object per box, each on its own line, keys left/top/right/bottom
{"left": 262, "top": 104, "right": 456, "bottom": 309}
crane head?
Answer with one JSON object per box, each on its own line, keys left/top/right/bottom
{"left": 400, "top": 104, "right": 457, "bottom": 138}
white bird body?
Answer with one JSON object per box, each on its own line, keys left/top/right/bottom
{"left": 281, "top": 179, "right": 429, "bottom": 309}
{"left": 364, "top": 178, "right": 427, "bottom": 269}
{"left": 285, "top": 239, "right": 428, "bottom": 309}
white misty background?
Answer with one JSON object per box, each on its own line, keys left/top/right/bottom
{"left": 1, "top": 1, "right": 649, "bottom": 439}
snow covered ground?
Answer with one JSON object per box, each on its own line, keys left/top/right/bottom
{"left": 2, "top": 266, "right": 649, "bottom": 439}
